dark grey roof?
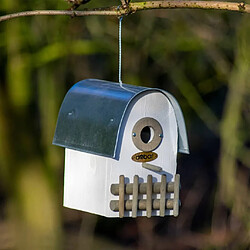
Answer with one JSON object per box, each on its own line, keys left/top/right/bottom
{"left": 53, "top": 79, "right": 189, "bottom": 159}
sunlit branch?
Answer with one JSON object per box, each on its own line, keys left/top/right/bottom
{"left": 0, "top": 1, "right": 249, "bottom": 22}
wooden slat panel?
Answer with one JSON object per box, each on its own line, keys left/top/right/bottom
{"left": 160, "top": 175, "right": 166, "bottom": 217}
{"left": 119, "top": 175, "right": 125, "bottom": 218}
{"left": 110, "top": 199, "right": 174, "bottom": 211}
{"left": 173, "top": 174, "right": 180, "bottom": 217}
{"left": 146, "top": 175, "right": 152, "bottom": 218}
{"left": 132, "top": 175, "right": 139, "bottom": 218}
{"left": 111, "top": 182, "right": 174, "bottom": 195}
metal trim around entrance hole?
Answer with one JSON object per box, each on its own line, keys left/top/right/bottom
{"left": 132, "top": 117, "right": 163, "bottom": 152}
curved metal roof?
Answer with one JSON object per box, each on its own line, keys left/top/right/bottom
{"left": 53, "top": 79, "right": 189, "bottom": 159}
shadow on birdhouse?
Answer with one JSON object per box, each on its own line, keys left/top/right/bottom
{"left": 53, "top": 79, "right": 189, "bottom": 218}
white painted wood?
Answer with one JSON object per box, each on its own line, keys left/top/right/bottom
{"left": 63, "top": 91, "right": 178, "bottom": 217}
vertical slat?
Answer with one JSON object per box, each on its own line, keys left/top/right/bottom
{"left": 132, "top": 175, "right": 139, "bottom": 218}
{"left": 146, "top": 175, "right": 153, "bottom": 218}
{"left": 160, "top": 174, "right": 166, "bottom": 217}
{"left": 119, "top": 175, "right": 125, "bottom": 218}
{"left": 173, "top": 174, "right": 180, "bottom": 217}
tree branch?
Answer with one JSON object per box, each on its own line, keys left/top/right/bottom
{"left": 0, "top": 1, "right": 249, "bottom": 22}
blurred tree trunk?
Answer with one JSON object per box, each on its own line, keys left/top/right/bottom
{"left": 213, "top": 12, "right": 250, "bottom": 248}
{"left": 0, "top": 1, "right": 63, "bottom": 249}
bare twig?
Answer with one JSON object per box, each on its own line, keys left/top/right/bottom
{"left": 0, "top": 1, "right": 249, "bottom": 22}
{"left": 120, "top": 0, "right": 128, "bottom": 8}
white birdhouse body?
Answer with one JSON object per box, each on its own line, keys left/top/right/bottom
{"left": 53, "top": 79, "right": 189, "bottom": 218}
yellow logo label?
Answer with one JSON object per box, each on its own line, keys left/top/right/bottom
{"left": 132, "top": 152, "right": 158, "bottom": 162}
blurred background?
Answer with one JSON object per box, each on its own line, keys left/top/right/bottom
{"left": 0, "top": 0, "right": 249, "bottom": 249}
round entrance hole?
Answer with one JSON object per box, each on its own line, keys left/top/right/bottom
{"left": 140, "top": 126, "right": 154, "bottom": 144}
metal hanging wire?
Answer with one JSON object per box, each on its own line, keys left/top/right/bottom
{"left": 118, "top": 16, "right": 123, "bottom": 86}
{"left": 118, "top": 16, "right": 136, "bottom": 93}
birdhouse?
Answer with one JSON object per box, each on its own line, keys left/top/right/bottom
{"left": 53, "top": 79, "right": 189, "bottom": 218}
